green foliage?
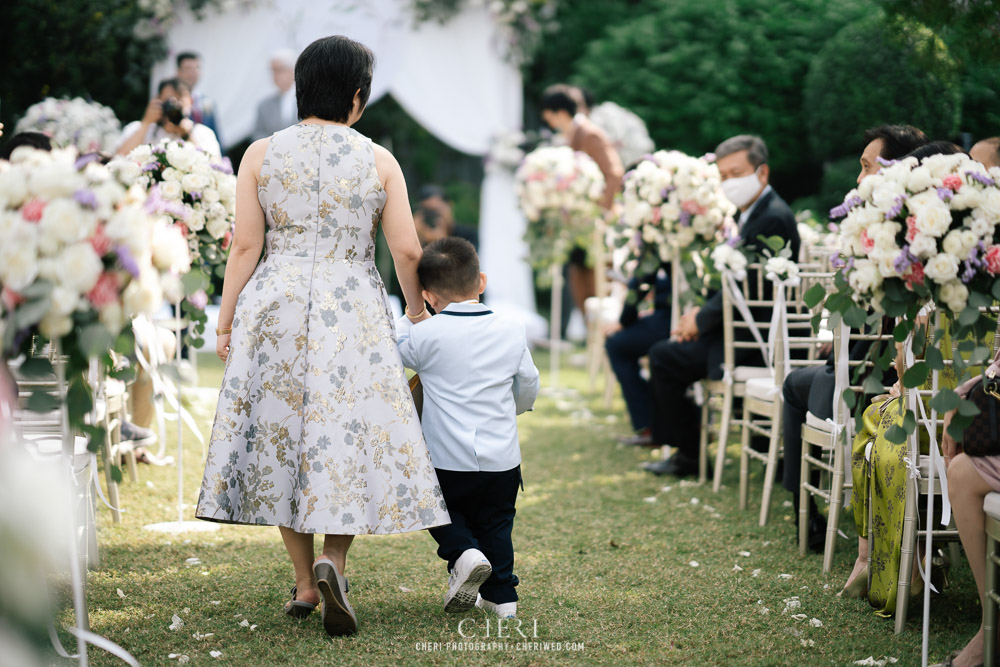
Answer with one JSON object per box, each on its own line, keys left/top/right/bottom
{"left": 803, "top": 12, "right": 962, "bottom": 159}
{"left": 876, "top": 0, "right": 1000, "bottom": 63}
{"left": 0, "top": 0, "right": 165, "bottom": 143}
{"left": 571, "top": 0, "right": 869, "bottom": 199}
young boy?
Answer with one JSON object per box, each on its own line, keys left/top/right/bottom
{"left": 396, "top": 237, "right": 539, "bottom": 619}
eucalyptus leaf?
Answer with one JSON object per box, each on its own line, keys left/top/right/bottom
{"left": 26, "top": 390, "right": 61, "bottom": 412}
{"left": 924, "top": 345, "right": 944, "bottom": 371}
{"left": 884, "top": 424, "right": 908, "bottom": 444}
{"left": 957, "top": 398, "right": 982, "bottom": 417}
{"left": 903, "top": 410, "right": 916, "bottom": 434}
{"left": 803, "top": 283, "right": 826, "bottom": 309}
{"left": 970, "top": 291, "right": 993, "bottom": 309}
{"left": 903, "top": 362, "right": 929, "bottom": 388}
{"left": 863, "top": 374, "right": 883, "bottom": 395}
{"left": 17, "top": 357, "right": 54, "bottom": 379}
{"left": 842, "top": 388, "right": 857, "bottom": 409}
{"left": 844, "top": 305, "right": 866, "bottom": 329}
{"left": 947, "top": 422, "right": 965, "bottom": 443}
{"left": 13, "top": 295, "right": 52, "bottom": 329}
{"left": 960, "top": 305, "right": 980, "bottom": 327}
{"left": 928, "top": 387, "right": 959, "bottom": 413}
{"left": 78, "top": 323, "right": 114, "bottom": 358}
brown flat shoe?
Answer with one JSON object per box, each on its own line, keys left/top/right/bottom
{"left": 313, "top": 557, "right": 357, "bottom": 636}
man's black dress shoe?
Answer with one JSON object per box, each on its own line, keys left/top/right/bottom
{"left": 797, "top": 513, "right": 828, "bottom": 553}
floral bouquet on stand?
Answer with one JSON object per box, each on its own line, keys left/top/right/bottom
{"left": 0, "top": 146, "right": 182, "bottom": 456}
{"left": 589, "top": 101, "right": 654, "bottom": 169}
{"left": 110, "top": 140, "right": 236, "bottom": 346}
{"left": 616, "top": 150, "right": 735, "bottom": 310}
{"left": 15, "top": 97, "right": 121, "bottom": 155}
{"left": 515, "top": 145, "right": 605, "bottom": 280}
{"left": 808, "top": 152, "right": 1000, "bottom": 444}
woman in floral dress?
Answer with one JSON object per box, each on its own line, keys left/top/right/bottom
{"left": 195, "top": 35, "right": 449, "bottom": 636}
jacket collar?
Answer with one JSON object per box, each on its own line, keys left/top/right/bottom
{"left": 439, "top": 301, "right": 493, "bottom": 317}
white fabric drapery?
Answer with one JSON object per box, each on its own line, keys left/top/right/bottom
{"left": 152, "top": 0, "right": 537, "bottom": 322}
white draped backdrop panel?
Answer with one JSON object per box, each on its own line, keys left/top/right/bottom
{"left": 152, "top": 0, "right": 539, "bottom": 328}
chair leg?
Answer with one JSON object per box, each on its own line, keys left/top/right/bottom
{"left": 100, "top": 428, "right": 122, "bottom": 525}
{"left": 713, "top": 384, "right": 734, "bottom": 493}
{"left": 602, "top": 355, "right": 615, "bottom": 410}
{"left": 739, "top": 401, "right": 751, "bottom": 511}
{"left": 985, "top": 527, "right": 997, "bottom": 667}
{"left": 895, "top": 478, "right": 919, "bottom": 634}
{"left": 698, "top": 390, "right": 710, "bottom": 484}
{"left": 758, "top": 403, "right": 782, "bottom": 527}
{"left": 823, "top": 439, "right": 844, "bottom": 574}
{"left": 799, "top": 435, "right": 810, "bottom": 557}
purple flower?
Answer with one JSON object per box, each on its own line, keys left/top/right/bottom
{"left": 142, "top": 161, "right": 160, "bottom": 172}
{"left": 726, "top": 235, "right": 741, "bottom": 248}
{"left": 187, "top": 289, "right": 209, "bottom": 310}
{"left": 876, "top": 157, "right": 899, "bottom": 167}
{"left": 73, "top": 189, "right": 99, "bottom": 210}
{"left": 211, "top": 158, "right": 234, "bottom": 175}
{"left": 116, "top": 245, "right": 140, "bottom": 278}
{"left": 936, "top": 187, "right": 953, "bottom": 202}
{"left": 961, "top": 261, "right": 976, "bottom": 283}
{"left": 189, "top": 191, "right": 201, "bottom": 201}
{"left": 884, "top": 195, "right": 906, "bottom": 221}
{"left": 830, "top": 196, "right": 863, "bottom": 220}
{"left": 660, "top": 186, "right": 676, "bottom": 199}
{"left": 893, "top": 246, "right": 916, "bottom": 274}
{"left": 830, "top": 253, "right": 846, "bottom": 270}
{"left": 967, "top": 170, "right": 996, "bottom": 187}
{"left": 679, "top": 210, "right": 692, "bottom": 227}
{"left": 74, "top": 153, "right": 101, "bottom": 169}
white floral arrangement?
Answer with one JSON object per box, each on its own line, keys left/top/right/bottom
{"left": 485, "top": 130, "right": 527, "bottom": 172}
{"left": 14, "top": 97, "right": 121, "bottom": 155}
{"left": 765, "top": 255, "right": 800, "bottom": 284}
{"left": 515, "top": 145, "right": 605, "bottom": 270}
{"left": 830, "top": 152, "right": 1000, "bottom": 314}
{"left": 0, "top": 147, "right": 180, "bottom": 353}
{"left": 711, "top": 240, "right": 749, "bottom": 280}
{"left": 589, "top": 101, "right": 654, "bottom": 169}
{"left": 109, "top": 140, "right": 235, "bottom": 339}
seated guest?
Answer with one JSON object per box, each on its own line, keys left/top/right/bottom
{"left": 781, "top": 124, "right": 927, "bottom": 550}
{"left": 1, "top": 131, "right": 52, "bottom": 159}
{"left": 251, "top": 49, "right": 298, "bottom": 140}
{"left": 971, "top": 136, "right": 1000, "bottom": 169}
{"left": 606, "top": 267, "right": 671, "bottom": 446}
{"left": 115, "top": 78, "right": 221, "bottom": 157}
{"left": 645, "top": 135, "right": 799, "bottom": 477}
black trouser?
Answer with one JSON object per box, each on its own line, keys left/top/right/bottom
{"left": 605, "top": 310, "right": 671, "bottom": 432}
{"left": 648, "top": 335, "right": 761, "bottom": 462}
{"left": 428, "top": 466, "right": 521, "bottom": 604}
{"left": 780, "top": 364, "right": 836, "bottom": 496}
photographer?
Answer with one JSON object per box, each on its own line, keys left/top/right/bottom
{"left": 413, "top": 185, "right": 478, "bottom": 249}
{"left": 115, "top": 78, "right": 221, "bottom": 157}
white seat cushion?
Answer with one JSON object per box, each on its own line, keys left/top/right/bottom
{"left": 985, "top": 492, "right": 1000, "bottom": 520}
{"left": 22, "top": 432, "right": 91, "bottom": 457}
{"left": 806, "top": 411, "right": 834, "bottom": 430}
{"left": 732, "top": 366, "right": 773, "bottom": 383}
{"left": 745, "top": 376, "right": 779, "bottom": 401}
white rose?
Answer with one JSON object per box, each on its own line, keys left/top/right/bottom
{"left": 128, "top": 144, "right": 153, "bottom": 164}
{"left": 906, "top": 166, "right": 935, "bottom": 193}
{"left": 939, "top": 280, "right": 969, "bottom": 314}
{"left": 161, "top": 167, "right": 181, "bottom": 182}
{"left": 160, "top": 272, "right": 183, "bottom": 303}
{"left": 57, "top": 242, "right": 103, "bottom": 292}
{"left": 218, "top": 177, "right": 236, "bottom": 204}
{"left": 39, "top": 199, "right": 96, "bottom": 253}
{"left": 201, "top": 187, "right": 220, "bottom": 204}
{"left": 908, "top": 233, "right": 938, "bottom": 259}
{"left": 122, "top": 268, "right": 163, "bottom": 315}
{"left": 876, "top": 255, "right": 899, "bottom": 279}
{"left": 950, "top": 186, "right": 982, "bottom": 211}
{"left": 105, "top": 205, "right": 152, "bottom": 256}
{"left": 848, "top": 259, "right": 881, "bottom": 293}
{"left": 151, "top": 223, "right": 192, "bottom": 273}
{"left": 50, "top": 285, "right": 81, "bottom": 315}
{"left": 0, "top": 166, "right": 29, "bottom": 208}
{"left": 165, "top": 145, "right": 198, "bottom": 172}
{"left": 981, "top": 188, "right": 1000, "bottom": 221}
{"left": 99, "top": 302, "right": 125, "bottom": 333}
{"left": 109, "top": 159, "right": 141, "bottom": 187}
{"left": 27, "top": 162, "right": 84, "bottom": 199}
{"left": 970, "top": 213, "right": 994, "bottom": 239}
{"left": 912, "top": 195, "right": 952, "bottom": 237}
{"left": 206, "top": 215, "right": 229, "bottom": 240}
{"left": 39, "top": 312, "right": 73, "bottom": 339}
{"left": 923, "top": 253, "right": 960, "bottom": 283}
{"left": 160, "top": 180, "right": 183, "bottom": 201}
{"left": 0, "top": 224, "right": 40, "bottom": 291}
{"left": 187, "top": 209, "right": 206, "bottom": 232}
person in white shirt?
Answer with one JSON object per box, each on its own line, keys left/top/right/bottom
{"left": 115, "top": 78, "right": 221, "bottom": 157}
{"left": 396, "top": 237, "right": 539, "bottom": 620}
{"left": 251, "top": 49, "right": 298, "bottom": 140}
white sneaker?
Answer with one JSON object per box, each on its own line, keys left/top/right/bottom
{"left": 475, "top": 594, "right": 517, "bottom": 618}
{"left": 444, "top": 549, "right": 492, "bottom": 613}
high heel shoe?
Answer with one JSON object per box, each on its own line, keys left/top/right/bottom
{"left": 839, "top": 564, "right": 869, "bottom": 598}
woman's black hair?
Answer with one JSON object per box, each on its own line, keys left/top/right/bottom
{"left": 905, "top": 140, "right": 966, "bottom": 162}
{"left": 1, "top": 131, "right": 52, "bottom": 160}
{"left": 295, "top": 35, "right": 375, "bottom": 123}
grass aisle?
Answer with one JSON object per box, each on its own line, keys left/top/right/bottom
{"left": 71, "top": 351, "right": 981, "bottom": 665}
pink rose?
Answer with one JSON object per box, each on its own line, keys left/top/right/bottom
{"left": 905, "top": 262, "right": 925, "bottom": 288}
{"left": 905, "top": 215, "right": 917, "bottom": 243}
{"left": 942, "top": 174, "right": 962, "bottom": 192}
{"left": 986, "top": 246, "right": 1000, "bottom": 275}
{"left": 1, "top": 286, "right": 25, "bottom": 311}
{"left": 87, "top": 272, "right": 120, "bottom": 308}
{"left": 21, "top": 198, "right": 46, "bottom": 222}
{"left": 861, "top": 229, "right": 874, "bottom": 252}
{"left": 90, "top": 224, "right": 112, "bottom": 256}
{"left": 222, "top": 231, "right": 233, "bottom": 251}
{"left": 188, "top": 289, "right": 208, "bottom": 310}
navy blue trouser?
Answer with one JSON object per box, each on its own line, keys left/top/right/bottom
{"left": 429, "top": 466, "right": 521, "bottom": 604}
{"left": 605, "top": 310, "right": 671, "bottom": 432}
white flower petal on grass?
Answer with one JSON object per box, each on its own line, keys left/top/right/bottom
{"left": 146, "top": 481, "right": 155, "bottom": 488}
{"left": 117, "top": 588, "right": 126, "bottom": 599}
{"left": 168, "top": 654, "right": 190, "bottom": 664}
{"left": 689, "top": 497, "right": 700, "bottom": 505}
{"left": 168, "top": 615, "right": 183, "bottom": 631}
{"left": 678, "top": 480, "right": 698, "bottom": 488}
{"left": 185, "top": 558, "right": 201, "bottom": 566}
{"left": 210, "top": 651, "right": 222, "bottom": 659}
{"left": 399, "top": 586, "right": 414, "bottom": 593}
{"left": 192, "top": 632, "right": 214, "bottom": 640}
{"left": 210, "top": 601, "right": 221, "bottom": 605}
{"left": 643, "top": 496, "right": 658, "bottom": 503}
{"left": 182, "top": 607, "right": 190, "bottom": 615}
{"left": 801, "top": 639, "right": 815, "bottom": 648}
{"left": 239, "top": 619, "right": 249, "bottom": 627}
{"left": 791, "top": 613, "right": 808, "bottom": 621}
{"left": 202, "top": 571, "right": 210, "bottom": 576}
{"left": 250, "top": 625, "right": 257, "bottom": 631}
{"left": 733, "top": 564, "right": 743, "bottom": 572}
{"left": 660, "top": 486, "right": 673, "bottom": 493}
{"left": 810, "top": 618, "right": 823, "bottom": 627}
{"left": 689, "top": 561, "right": 699, "bottom": 568}
{"left": 782, "top": 500, "right": 792, "bottom": 508}
{"left": 778, "top": 573, "right": 793, "bottom": 580}
{"left": 738, "top": 551, "right": 751, "bottom": 557}
{"left": 762, "top": 541, "right": 770, "bottom": 547}
{"left": 752, "top": 569, "right": 761, "bottom": 578}
{"left": 759, "top": 607, "right": 770, "bottom": 615}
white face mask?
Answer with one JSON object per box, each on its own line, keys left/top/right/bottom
{"left": 721, "top": 169, "right": 763, "bottom": 209}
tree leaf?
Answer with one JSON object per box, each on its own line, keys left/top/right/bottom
{"left": 903, "top": 409, "right": 916, "bottom": 434}
{"left": 863, "top": 374, "right": 883, "bottom": 395}
{"left": 928, "top": 387, "right": 959, "bottom": 413}
{"left": 957, "top": 398, "right": 982, "bottom": 417}
{"left": 885, "top": 424, "right": 908, "bottom": 444}
{"left": 959, "top": 305, "right": 981, "bottom": 327}
{"left": 803, "top": 283, "right": 826, "bottom": 309}
{"left": 78, "top": 323, "right": 114, "bottom": 358}
{"left": 27, "top": 390, "right": 61, "bottom": 412}
{"left": 13, "top": 295, "right": 52, "bottom": 329}
{"left": 924, "top": 345, "right": 944, "bottom": 371}
{"left": 844, "top": 304, "right": 867, "bottom": 329}
{"left": 903, "top": 362, "right": 929, "bottom": 388}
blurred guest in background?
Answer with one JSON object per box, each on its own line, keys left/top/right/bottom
{"left": 176, "top": 51, "right": 221, "bottom": 145}
{"left": 414, "top": 185, "right": 478, "bottom": 250}
{"left": 0, "top": 131, "right": 52, "bottom": 159}
{"left": 115, "top": 78, "right": 221, "bottom": 157}
{"left": 251, "top": 49, "right": 298, "bottom": 140}
{"left": 971, "top": 136, "right": 1000, "bottom": 169}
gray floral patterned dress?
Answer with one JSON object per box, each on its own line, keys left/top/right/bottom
{"left": 196, "top": 124, "right": 450, "bottom": 534}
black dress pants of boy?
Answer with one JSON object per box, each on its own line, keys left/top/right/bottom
{"left": 428, "top": 466, "right": 521, "bottom": 604}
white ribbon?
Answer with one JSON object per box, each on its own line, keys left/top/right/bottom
{"left": 724, "top": 271, "right": 771, "bottom": 372}
{"left": 766, "top": 272, "right": 801, "bottom": 381}
{"left": 89, "top": 452, "right": 125, "bottom": 514}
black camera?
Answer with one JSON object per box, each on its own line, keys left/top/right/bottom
{"left": 421, "top": 206, "right": 441, "bottom": 229}
{"left": 160, "top": 98, "right": 186, "bottom": 126}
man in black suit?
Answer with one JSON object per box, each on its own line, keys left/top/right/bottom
{"left": 644, "top": 135, "right": 799, "bottom": 477}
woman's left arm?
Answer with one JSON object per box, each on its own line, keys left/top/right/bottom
{"left": 216, "top": 138, "right": 268, "bottom": 361}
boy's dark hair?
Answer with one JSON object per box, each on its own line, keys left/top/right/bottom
{"left": 296, "top": 35, "right": 375, "bottom": 123}
{"left": 1, "top": 131, "right": 52, "bottom": 159}
{"left": 862, "top": 124, "right": 929, "bottom": 161}
{"left": 176, "top": 51, "right": 200, "bottom": 68}
{"left": 418, "top": 237, "right": 480, "bottom": 297}
{"left": 540, "top": 84, "right": 579, "bottom": 116}
{"left": 905, "top": 140, "right": 966, "bottom": 162}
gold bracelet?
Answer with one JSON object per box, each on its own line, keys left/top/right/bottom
{"left": 405, "top": 304, "right": 426, "bottom": 320}
{"left": 216, "top": 327, "right": 232, "bottom": 335}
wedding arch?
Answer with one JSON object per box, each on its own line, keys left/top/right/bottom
{"left": 151, "top": 0, "right": 538, "bottom": 326}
